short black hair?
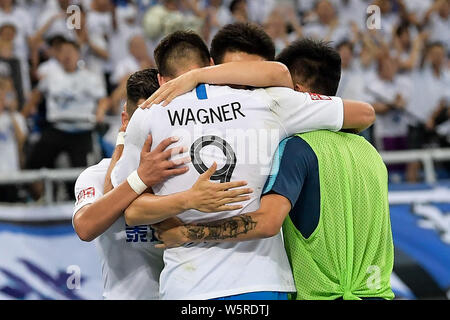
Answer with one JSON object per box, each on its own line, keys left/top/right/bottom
{"left": 126, "top": 68, "right": 159, "bottom": 116}
{"left": 154, "top": 30, "right": 211, "bottom": 78}
{"left": 210, "top": 22, "right": 275, "bottom": 64}
{"left": 277, "top": 38, "right": 341, "bottom": 96}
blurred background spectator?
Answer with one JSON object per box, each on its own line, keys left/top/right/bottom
{"left": 0, "top": 76, "right": 27, "bottom": 202}
{"left": 0, "top": 0, "right": 447, "bottom": 202}
{"left": 23, "top": 39, "right": 107, "bottom": 200}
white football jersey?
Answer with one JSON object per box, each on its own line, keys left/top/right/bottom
{"left": 73, "top": 159, "right": 164, "bottom": 300}
{"left": 112, "top": 85, "right": 344, "bottom": 300}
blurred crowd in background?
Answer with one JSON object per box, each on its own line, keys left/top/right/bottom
{"left": 0, "top": 0, "right": 448, "bottom": 203}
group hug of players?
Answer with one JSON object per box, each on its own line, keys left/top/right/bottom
{"left": 72, "top": 22, "right": 394, "bottom": 300}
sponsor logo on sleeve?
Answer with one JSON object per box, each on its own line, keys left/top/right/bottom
{"left": 309, "top": 93, "right": 332, "bottom": 101}
{"left": 76, "top": 187, "right": 95, "bottom": 205}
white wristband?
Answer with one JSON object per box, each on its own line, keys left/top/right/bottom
{"left": 116, "top": 132, "right": 125, "bottom": 146}
{"left": 127, "top": 170, "right": 148, "bottom": 195}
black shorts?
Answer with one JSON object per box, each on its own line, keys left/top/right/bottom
{"left": 407, "top": 124, "right": 434, "bottom": 150}
{"left": 27, "top": 126, "right": 93, "bottom": 169}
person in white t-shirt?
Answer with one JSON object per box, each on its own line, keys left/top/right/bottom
{"left": 336, "top": 40, "right": 369, "bottom": 102}
{"left": 329, "top": 0, "right": 367, "bottom": 30}
{"left": 23, "top": 39, "right": 108, "bottom": 200}
{"left": 73, "top": 68, "right": 256, "bottom": 299}
{"left": 113, "top": 26, "right": 374, "bottom": 300}
{"left": 406, "top": 42, "right": 449, "bottom": 182}
{"left": 367, "top": 54, "right": 412, "bottom": 152}
{"left": 0, "top": 76, "right": 27, "bottom": 202}
{"left": 111, "top": 35, "right": 153, "bottom": 86}
{"left": 83, "top": 0, "right": 115, "bottom": 74}
{"left": 424, "top": 0, "right": 449, "bottom": 51}
{"left": 0, "top": 0, "right": 33, "bottom": 58}
{"left": 403, "top": 0, "right": 433, "bottom": 27}
{"left": 36, "top": 36, "right": 65, "bottom": 81}
{"left": 108, "top": 3, "right": 142, "bottom": 75}
{"left": 0, "top": 1, "right": 32, "bottom": 95}
{"left": 302, "top": 0, "right": 349, "bottom": 45}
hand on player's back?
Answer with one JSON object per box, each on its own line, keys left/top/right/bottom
{"left": 186, "top": 162, "right": 253, "bottom": 213}
{"left": 140, "top": 69, "right": 200, "bottom": 108}
{"left": 137, "top": 134, "right": 191, "bottom": 187}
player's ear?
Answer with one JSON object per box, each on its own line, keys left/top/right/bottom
{"left": 121, "top": 110, "right": 129, "bottom": 125}
{"left": 157, "top": 73, "right": 166, "bottom": 86}
{"left": 295, "top": 83, "right": 308, "bottom": 93}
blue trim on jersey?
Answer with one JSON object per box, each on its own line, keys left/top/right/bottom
{"left": 262, "top": 136, "right": 321, "bottom": 239}
{"left": 196, "top": 84, "right": 208, "bottom": 100}
{"left": 263, "top": 137, "right": 291, "bottom": 194}
{"left": 212, "top": 292, "right": 288, "bottom": 300}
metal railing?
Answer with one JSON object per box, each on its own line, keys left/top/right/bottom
{"left": 1, "top": 148, "right": 450, "bottom": 204}
{"left": 0, "top": 168, "right": 84, "bottom": 204}
{"left": 379, "top": 148, "right": 450, "bottom": 184}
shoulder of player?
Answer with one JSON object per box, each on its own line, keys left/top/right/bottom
{"left": 183, "top": 84, "right": 265, "bottom": 100}
{"left": 206, "top": 84, "right": 266, "bottom": 96}
{"left": 284, "top": 135, "right": 316, "bottom": 159}
{"left": 203, "top": 84, "right": 287, "bottom": 105}
{"left": 262, "top": 87, "right": 310, "bottom": 105}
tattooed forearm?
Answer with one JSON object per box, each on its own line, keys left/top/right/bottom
{"left": 185, "top": 225, "right": 206, "bottom": 241}
{"left": 182, "top": 215, "right": 258, "bottom": 242}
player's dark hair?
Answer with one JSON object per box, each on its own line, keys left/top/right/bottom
{"left": 210, "top": 22, "right": 275, "bottom": 64}
{"left": 154, "top": 30, "right": 211, "bottom": 78}
{"left": 277, "top": 38, "right": 341, "bottom": 96}
{"left": 126, "top": 68, "right": 160, "bottom": 116}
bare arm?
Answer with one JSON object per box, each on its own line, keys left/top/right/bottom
{"left": 426, "top": 99, "right": 448, "bottom": 130}
{"left": 125, "top": 163, "right": 252, "bottom": 226}
{"left": 154, "top": 194, "right": 291, "bottom": 249}
{"left": 73, "top": 180, "right": 141, "bottom": 242}
{"left": 141, "top": 61, "right": 294, "bottom": 107}
{"left": 30, "top": 13, "right": 65, "bottom": 47}
{"left": 95, "top": 97, "right": 111, "bottom": 124}
{"left": 342, "top": 100, "right": 376, "bottom": 133}
{"left": 9, "top": 112, "right": 27, "bottom": 148}
{"left": 9, "top": 111, "right": 27, "bottom": 168}
{"left": 194, "top": 62, "right": 294, "bottom": 90}
{"left": 73, "top": 135, "right": 189, "bottom": 242}
{"left": 21, "top": 89, "right": 42, "bottom": 118}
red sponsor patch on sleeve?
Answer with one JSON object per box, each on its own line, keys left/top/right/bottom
{"left": 77, "top": 187, "right": 96, "bottom": 204}
{"left": 309, "top": 93, "right": 332, "bottom": 101}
